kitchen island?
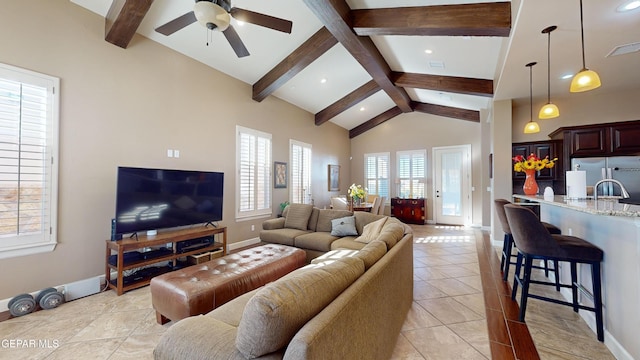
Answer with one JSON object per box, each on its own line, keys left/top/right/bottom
{"left": 513, "top": 194, "right": 640, "bottom": 360}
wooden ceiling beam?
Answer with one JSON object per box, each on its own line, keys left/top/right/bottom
{"left": 393, "top": 72, "right": 493, "bottom": 97}
{"left": 413, "top": 102, "right": 479, "bottom": 123}
{"left": 349, "top": 107, "right": 403, "bottom": 138}
{"left": 105, "top": 0, "right": 154, "bottom": 48}
{"left": 253, "top": 27, "right": 338, "bottom": 102}
{"left": 315, "top": 80, "right": 381, "bottom": 125}
{"left": 303, "top": 0, "right": 413, "bottom": 113}
{"left": 352, "top": 2, "right": 511, "bottom": 37}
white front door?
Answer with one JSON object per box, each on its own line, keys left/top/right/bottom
{"left": 433, "top": 145, "right": 472, "bottom": 226}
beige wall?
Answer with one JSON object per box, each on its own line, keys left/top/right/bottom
{"left": 350, "top": 111, "right": 485, "bottom": 227}
{"left": 0, "top": 0, "right": 350, "bottom": 298}
{"left": 511, "top": 88, "right": 640, "bottom": 142}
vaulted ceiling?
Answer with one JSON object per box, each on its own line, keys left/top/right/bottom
{"left": 72, "top": 0, "right": 640, "bottom": 137}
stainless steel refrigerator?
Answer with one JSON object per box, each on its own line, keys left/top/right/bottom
{"left": 571, "top": 156, "right": 640, "bottom": 198}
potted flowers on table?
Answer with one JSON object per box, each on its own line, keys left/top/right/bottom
{"left": 348, "top": 184, "right": 366, "bottom": 207}
{"left": 512, "top": 153, "right": 557, "bottom": 195}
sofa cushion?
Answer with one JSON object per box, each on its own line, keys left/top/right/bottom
{"left": 235, "top": 257, "right": 365, "bottom": 358}
{"left": 355, "top": 217, "right": 387, "bottom": 244}
{"left": 354, "top": 240, "right": 388, "bottom": 269}
{"left": 377, "top": 222, "right": 405, "bottom": 249}
{"left": 312, "top": 240, "right": 386, "bottom": 270}
{"left": 284, "top": 203, "right": 314, "bottom": 230}
{"left": 316, "top": 209, "right": 353, "bottom": 232}
{"left": 294, "top": 232, "right": 338, "bottom": 252}
{"left": 260, "top": 228, "right": 310, "bottom": 246}
{"left": 330, "top": 216, "right": 358, "bottom": 236}
{"left": 330, "top": 236, "right": 366, "bottom": 251}
{"left": 310, "top": 249, "right": 359, "bottom": 265}
{"left": 354, "top": 211, "right": 386, "bottom": 235}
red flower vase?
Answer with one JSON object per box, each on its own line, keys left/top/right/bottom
{"left": 523, "top": 169, "right": 538, "bottom": 195}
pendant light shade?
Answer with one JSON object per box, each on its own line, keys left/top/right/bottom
{"left": 524, "top": 62, "right": 540, "bottom": 134}
{"left": 539, "top": 25, "right": 560, "bottom": 119}
{"left": 570, "top": 0, "right": 601, "bottom": 92}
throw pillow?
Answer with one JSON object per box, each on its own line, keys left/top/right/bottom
{"left": 355, "top": 217, "right": 387, "bottom": 243}
{"left": 330, "top": 216, "right": 358, "bottom": 236}
{"left": 284, "top": 203, "right": 314, "bottom": 231}
{"left": 235, "top": 257, "right": 365, "bottom": 358}
{"left": 354, "top": 240, "right": 388, "bottom": 269}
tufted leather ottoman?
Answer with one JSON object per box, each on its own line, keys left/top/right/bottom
{"left": 150, "top": 244, "right": 306, "bottom": 324}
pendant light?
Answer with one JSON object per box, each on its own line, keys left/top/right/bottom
{"left": 539, "top": 26, "right": 560, "bottom": 119}
{"left": 570, "top": 0, "right": 601, "bottom": 92}
{"left": 524, "top": 62, "right": 540, "bottom": 134}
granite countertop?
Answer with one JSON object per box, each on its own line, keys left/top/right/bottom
{"left": 513, "top": 194, "right": 640, "bottom": 218}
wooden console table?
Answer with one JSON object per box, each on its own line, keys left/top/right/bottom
{"left": 105, "top": 226, "right": 227, "bottom": 295}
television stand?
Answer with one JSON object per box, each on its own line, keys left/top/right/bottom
{"left": 105, "top": 226, "right": 227, "bottom": 295}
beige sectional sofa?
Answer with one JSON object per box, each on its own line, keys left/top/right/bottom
{"left": 154, "top": 204, "right": 414, "bottom": 360}
{"left": 260, "top": 203, "right": 410, "bottom": 262}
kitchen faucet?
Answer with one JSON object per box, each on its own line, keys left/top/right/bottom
{"left": 593, "top": 179, "right": 630, "bottom": 200}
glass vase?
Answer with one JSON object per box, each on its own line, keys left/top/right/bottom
{"left": 523, "top": 169, "right": 538, "bottom": 195}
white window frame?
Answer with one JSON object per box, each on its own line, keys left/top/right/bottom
{"left": 289, "top": 139, "right": 312, "bottom": 204}
{"left": 235, "top": 126, "right": 272, "bottom": 220}
{"left": 364, "top": 152, "right": 390, "bottom": 199}
{"left": 396, "top": 149, "right": 427, "bottom": 198}
{"left": 0, "top": 63, "right": 59, "bottom": 259}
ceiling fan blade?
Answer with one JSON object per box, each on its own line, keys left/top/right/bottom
{"left": 155, "top": 11, "right": 196, "bottom": 36}
{"left": 223, "top": 25, "right": 250, "bottom": 58}
{"left": 230, "top": 8, "right": 293, "bottom": 34}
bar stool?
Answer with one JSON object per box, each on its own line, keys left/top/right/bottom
{"left": 504, "top": 204, "right": 604, "bottom": 341}
{"left": 494, "top": 199, "right": 561, "bottom": 286}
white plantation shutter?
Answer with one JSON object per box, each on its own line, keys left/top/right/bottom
{"left": 290, "top": 140, "right": 312, "bottom": 204}
{"left": 397, "top": 150, "right": 426, "bottom": 198}
{"left": 0, "top": 63, "right": 59, "bottom": 258}
{"left": 364, "top": 152, "right": 389, "bottom": 198}
{"left": 236, "top": 126, "right": 271, "bottom": 219}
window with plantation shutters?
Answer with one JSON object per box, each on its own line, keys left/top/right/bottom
{"left": 236, "top": 126, "right": 271, "bottom": 219}
{"left": 0, "top": 63, "right": 59, "bottom": 259}
{"left": 397, "top": 150, "right": 426, "bottom": 198}
{"left": 290, "top": 140, "right": 312, "bottom": 204}
{"left": 364, "top": 152, "right": 389, "bottom": 198}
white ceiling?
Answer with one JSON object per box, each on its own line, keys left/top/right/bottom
{"left": 70, "top": 0, "right": 640, "bottom": 131}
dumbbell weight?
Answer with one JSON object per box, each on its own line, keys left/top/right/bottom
{"left": 8, "top": 293, "right": 36, "bottom": 317}
{"left": 35, "top": 287, "right": 65, "bottom": 310}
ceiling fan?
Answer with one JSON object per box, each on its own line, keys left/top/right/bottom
{"left": 155, "top": 0, "right": 293, "bottom": 58}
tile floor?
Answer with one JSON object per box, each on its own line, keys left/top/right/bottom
{"left": 0, "top": 225, "right": 615, "bottom": 359}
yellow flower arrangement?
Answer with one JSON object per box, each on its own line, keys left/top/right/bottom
{"left": 348, "top": 183, "right": 366, "bottom": 200}
{"left": 513, "top": 153, "right": 557, "bottom": 172}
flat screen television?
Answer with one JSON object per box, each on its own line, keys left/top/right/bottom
{"left": 115, "top": 166, "right": 224, "bottom": 235}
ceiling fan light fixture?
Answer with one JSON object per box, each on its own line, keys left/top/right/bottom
{"left": 570, "top": 0, "right": 600, "bottom": 93}
{"left": 194, "top": 1, "right": 231, "bottom": 31}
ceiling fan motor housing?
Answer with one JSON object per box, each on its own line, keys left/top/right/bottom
{"left": 194, "top": 1, "right": 231, "bottom": 31}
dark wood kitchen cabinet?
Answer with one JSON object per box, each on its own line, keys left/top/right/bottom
{"left": 549, "top": 120, "right": 640, "bottom": 158}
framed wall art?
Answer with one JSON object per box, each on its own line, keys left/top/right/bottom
{"left": 274, "top": 161, "right": 287, "bottom": 188}
{"left": 328, "top": 164, "right": 340, "bottom": 191}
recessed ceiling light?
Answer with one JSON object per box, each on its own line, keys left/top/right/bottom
{"left": 320, "top": 78, "right": 327, "bottom": 84}
{"left": 617, "top": 0, "right": 640, "bottom": 12}
{"left": 560, "top": 73, "right": 574, "bottom": 80}
{"left": 236, "top": 20, "right": 245, "bottom": 26}
{"left": 424, "top": 49, "right": 433, "bottom": 54}
{"left": 359, "top": 107, "right": 365, "bottom": 111}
